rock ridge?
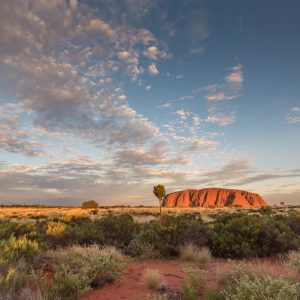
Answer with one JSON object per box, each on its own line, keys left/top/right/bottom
{"left": 162, "top": 188, "right": 268, "bottom": 208}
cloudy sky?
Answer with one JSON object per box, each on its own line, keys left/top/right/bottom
{"left": 0, "top": 0, "right": 299, "bottom": 206}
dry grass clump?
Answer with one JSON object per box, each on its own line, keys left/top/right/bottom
{"left": 143, "top": 268, "right": 162, "bottom": 290}
{"left": 239, "top": 259, "right": 299, "bottom": 282}
{"left": 180, "top": 243, "right": 212, "bottom": 266}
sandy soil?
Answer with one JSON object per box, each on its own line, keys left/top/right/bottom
{"left": 80, "top": 257, "right": 293, "bottom": 300}
{"left": 81, "top": 259, "right": 225, "bottom": 300}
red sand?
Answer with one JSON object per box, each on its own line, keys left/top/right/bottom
{"left": 81, "top": 258, "right": 288, "bottom": 300}
{"left": 81, "top": 259, "right": 196, "bottom": 300}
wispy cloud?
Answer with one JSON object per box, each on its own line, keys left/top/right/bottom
{"left": 204, "top": 64, "right": 244, "bottom": 101}
{"left": 286, "top": 106, "right": 300, "bottom": 124}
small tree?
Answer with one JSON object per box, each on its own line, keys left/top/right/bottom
{"left": 81, "top": 200, "right": 99, "bottom": 209}
{"left": 280, "top": 201, "right": 285, "bottom": 207}
{"left": 153, "top": 185, "right": 166, "bottom": 214}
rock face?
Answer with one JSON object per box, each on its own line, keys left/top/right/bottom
{"left": 162, "top": 188, "right": 268, "bottom": 208}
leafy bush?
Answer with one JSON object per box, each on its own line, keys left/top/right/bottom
{"left": 211, "top": 214, "right": 299, "bottom": 258}
{"left": 142, "top": 214, "right": 209, "bottom": 257}
{"left": 98, "top": 213, "right": 140, "bottom": 248}
{"left": 182, "top": 220, "right": 211, "bottom": 248}
{"left": 222, "top": 268, "right": 300, "bottom": 300}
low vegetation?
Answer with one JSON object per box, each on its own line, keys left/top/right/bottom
{"left": 0, "top": 206, "right": 299, "bottom": 299}
{"left": 143, "top": 268, "right": 162, "bottom": 290}
{"left": 222, "top": 267, "right": 300, "bottom": 300}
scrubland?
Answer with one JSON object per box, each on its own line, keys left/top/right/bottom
{"left": 0, "top": 205, "right": 299, "bottom": 299}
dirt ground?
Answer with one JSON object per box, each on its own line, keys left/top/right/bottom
{"left": 80, "top": 258, "right": 288, "bottom": 300}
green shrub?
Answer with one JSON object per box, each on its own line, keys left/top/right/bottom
{"left": 259, "top": 206, "right": 273, "bottom": 215}
{"left": 127, "top": 235, "right": 155, "bottom": 257}
{"left": 0, "top": 259, "right": 28, "bottom": 295}
{"left": 182, "top": 220, "right": 211, "bottom": 248}
{"left": 98, "top": 213, "right": 140, "bottom": 248}
{"left": 222, "top": 268, "right": 300, "bottom": 300}
{"left": 143, "top": 214, "right": 209, "bottom": 257}
{"left": 204, "top": 290, "right": 224, "bottom": 300}
{"left": 0, "top": 235, "right": 41, "bottom": 262}
{"left": 0, "top": 221, "right": 35, "bottom": 240}
{"left": 43, "top": 270, "right": 89, "bottom": 300}
{"left": 211, "top": 214, "right": 299, "bottom": 258}
{"left": 182, "top": 282, "right": 197, "bottom": 300}
{"left": 46, "top": 244, "right": 128, "bottom": 289}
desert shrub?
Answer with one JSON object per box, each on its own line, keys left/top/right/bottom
{"left": 46, "top": 244, "right": 128, "bottom": 291}
{"left": 43, "top": 270, "right": 90, "bottom": 300}
{"left": 127, "top": 235, "right": 155, "bottom": 257}
{"left": 182, "top": 220, "right": 211, "bottom": 248}
{"left": 222, "top": 268, "right": 300, "bottom": 300}
{"left": 182, "top": 282, "right": 197, "bottom": 300}
{"left": 0, "top": 221, "right": 35, "bottom": 240}
{"left": 143, "top": 214, "right": 208, "bottom": 257}
{"left": 182, "top": 267, "right": 203, "bottom": 296}
{"left": 282, "top": 214, "right": 300, "bottom": 235}
{"left": 204, "top": 290, "right": 224, "bottom": 300}
{"left": 259, "top": 206, "right": 273, "bottom": 215}
{"left": 81, "top": 200, "right": 99, "bottom": 209}
{"left": 0, "top": 235, "right": 41, "bottom": 262}
{"left": 46, "top": 221, "right": 66, "bottom": 238}
{"left": 286, "top": 251, "right": 300, "bottom": 273}
{"left": 211, "top": 214, "right": 299, "bottom": 258}
{"left": 0, "top": 259, "right": 28, "bottom": 296}
{"left": 143, "top": 268, "right": 161, "bottom": 290}
{"left": 98, "top": 213, "right": 140, "bottom": 248}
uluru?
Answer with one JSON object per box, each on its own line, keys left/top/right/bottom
{"left": 162, "top": 188, "right": 268, "bottom": 208}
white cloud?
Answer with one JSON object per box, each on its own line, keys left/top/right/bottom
{"left": 176, "top": 110, "right": 190, "bottom": 120}
{"left": 143, "top": 46, "right": 159, "bottom": 60}
{"left": 206, "top": 113, "right": 236, "bottom": 126}
{"left": 286, "top": 106, "right": 300, "bottom": 124}
{"left": 117, "top": 95, "right": 127, "bottom": 101}
{"left": 204, "top": 64, "right": 243, "bottom": 101}
{"left": 186, "top": 138, "right": 217, "bottom": 152}
{"left": 225, "top": 64, "right": 243, "bottom": 86}
{"left": 143, "top": 46, "right": 169, "bottom": 60}
{"left": 148, "top": 63, "right": 159, "bottom": 75}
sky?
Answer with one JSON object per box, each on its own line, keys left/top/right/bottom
{"left": 0, "top": 0, "right": 299, "bottom": 206}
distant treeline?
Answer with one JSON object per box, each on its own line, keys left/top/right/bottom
{"left": 0, "top": 204, "right": 158, "bottom": 208}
